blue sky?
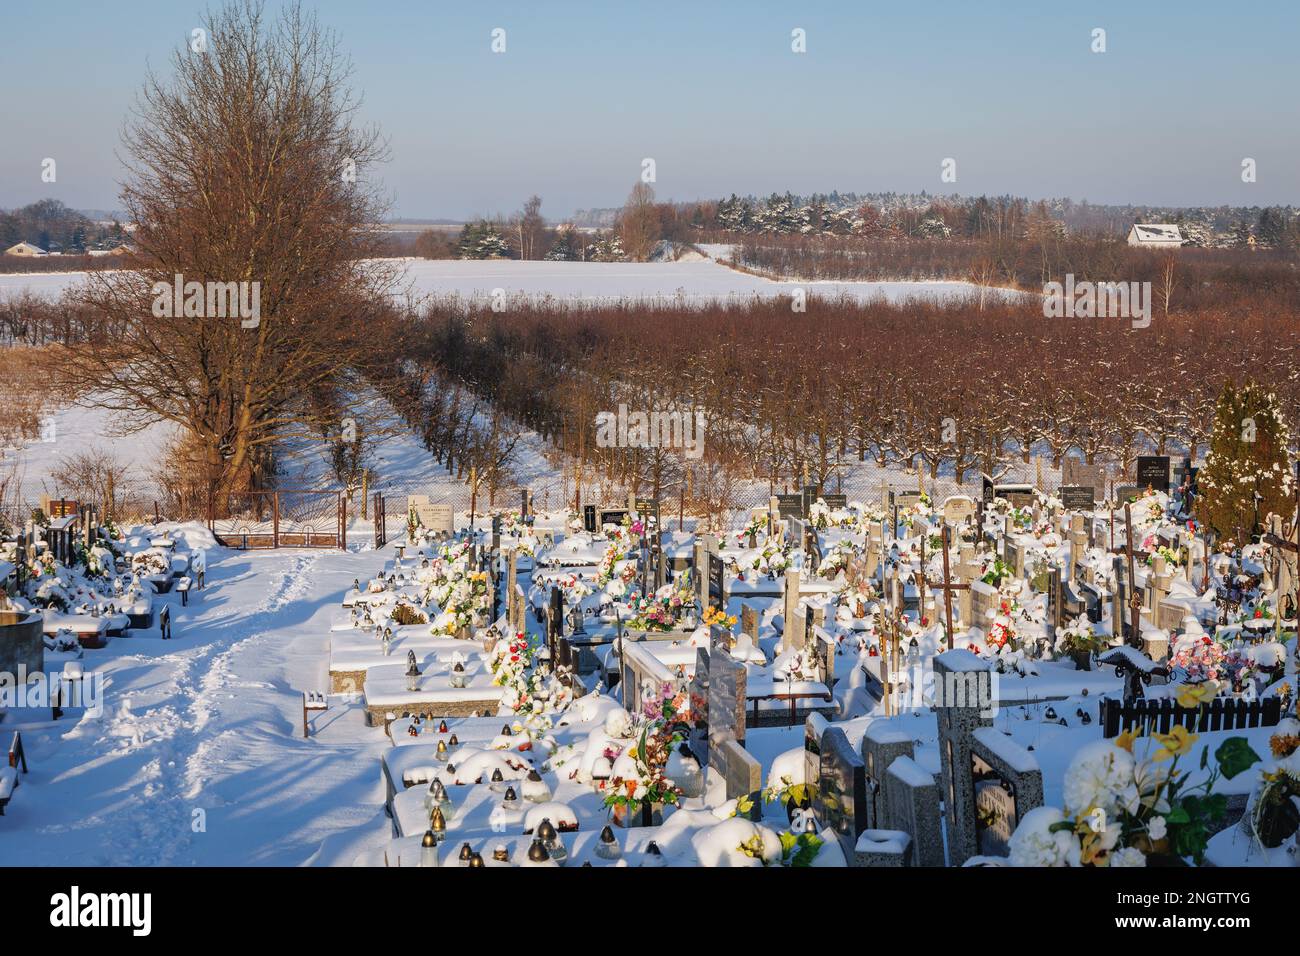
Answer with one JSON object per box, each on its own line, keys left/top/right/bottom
{"left": 2, "top": 0, "right": 1296, "bottom": 219}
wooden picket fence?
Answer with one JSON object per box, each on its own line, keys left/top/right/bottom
{"left": 1100, "top": 695, "right": 1282, "bottom": 739}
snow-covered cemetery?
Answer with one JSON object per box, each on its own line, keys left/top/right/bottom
{"left": 2, "top": 1, "right": 1300, "bottom": 935}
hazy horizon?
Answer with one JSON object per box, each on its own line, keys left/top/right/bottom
{"left": 3, "top": 0, "right": 1297, "bottom": 220}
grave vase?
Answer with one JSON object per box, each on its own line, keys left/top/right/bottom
{"left": 1071, "top": 649, "right": 1093, "bottom": 671}
{"left": 611, "top": 800, "right": 664, "bottom": 829}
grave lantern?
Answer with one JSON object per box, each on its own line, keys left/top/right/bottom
{"left": 448, "top": 733, "right": 459, "bottom": 747}
{"left": 427, "top": 778, "right": 451, "bottom": 815}
{"left": 435, "top": 739, "right": 449, "bottom": 762}
{"left": 458, "top": 841, "right": 474, "bottom": 863}
{"left": 522, "top": 769, "right": 551, "bottom": 804}
{"left": 489, "top": 768, "right": 505, "bottom": 792}
{"left": 526, "top": 838, "right": 550, "bottom": 864}
{"left": 467, "top": 852, "right": 485, "bottom": 868}
{"left": 537, "top": 818, "right": 566, "bottom": 864}
{"left": 492, "top": 845, "right": 509, "bottom": 863}
{"left": 420, "top": 830, "right": 439, "bottom": 868}
{"left": 501, "top": 786, "right": 519, "bottom": 811}
{"left": 449, "top": 661, "right": 467, "bottom": 689}
{"left": 438, "top": 720, "right": 449, "bottom": 733}
{"left": 595, "top": 825, "right": 621, "bottom": 861}
{"left": 640, "top": 841, "right": 666, "bottom": 867}
{"left": 429, "top": 806, "right": 447, "bottom": 841}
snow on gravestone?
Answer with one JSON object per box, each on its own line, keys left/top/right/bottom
{"left": 933, "top": 649, "right": 995, "bottom": 867}
{"left": 968, "top": 727, "right": 1043, "bottom": 860}
{"left": 704, "top": 643, "right": 759, "bottom": 810}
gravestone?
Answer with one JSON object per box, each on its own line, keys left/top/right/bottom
{"left": 1062, "top": 458, "right": 1105, "bottom": 492}
{"left": 416, "top": 502, "right": 454, "bottom": 535}
{"left": 819, "top": 493, "right": 848, "bottom": 512}
{"left": 1059, "top": 485, "right": 1096, "bottom": 512}
{"left": 740, "top": 604, "right": 758, "bottom": 641}
{"left": 1136, "top": 455, "right": 1170, "bottom": 493}
{"left": 969, "top": 728, "right": 1043, "bottom": 859}
{"left": 706, "top": 644, "right": 747, "bottom": 755}
{"left": 817, "top": 726, "right": 867, "bottom": 860}
{"left": 942, "top": 496, "right": 976, "bottom": 525}
{"left": 861, "top": 721, "right": 914, "bottom": 830}
{"left": 1114, "top": 485, "right": 1139, "bottom": 503}
{"left": 599, "top": 508, "right": 628, "bottom": 528}
{"left": 933, "top": 650, "right": 995, "bottom": 867}
{"left": 688, "top": 647, "right": 709, "bottom": 765}
{"left": 705, "top": 641, "right": 758, "bottom": 812}
{"left": 775, "top": 494, "right": 804, "bottom": 520}
{"left": 803, "top": 712, "right": 829, "bottom": 806}
{"left": 980, "top": 473, "right": 995, "bottom": 508}
{"left": 883, "top": 755, "right": 944, "bottom": 867}
{"left": 783, "top": 569, "right": 800, "bottom": 641}
{"left": 583, "top": 505, "right": 597, "bottom": 533}
{"left": 707, "top": 552, "right": 725, "bottom": 612}
{"left": 854, "top": 830, "right": 913, "bottom": 867}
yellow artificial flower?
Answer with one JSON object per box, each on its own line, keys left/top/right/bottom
{"left": 1176, "top": 682, "right": 1218, "bottom": 709}
{"left": 1116, "top": 728, "right": 1141, "bottom": 754}
{"left": 1152, "top": 724, "right": 1198, "bottom": 762}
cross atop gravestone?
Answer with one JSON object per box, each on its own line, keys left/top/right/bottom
{"left": 923, "top": 525, "right": 967, "bottom": 651}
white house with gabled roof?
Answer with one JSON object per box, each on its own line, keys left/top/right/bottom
{"left": 1126, "top": 223, "right": 1183, "bottom": 248}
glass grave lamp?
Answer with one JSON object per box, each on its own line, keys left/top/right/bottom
{"left": 447, "top": 733, "right": 459, "bottom": 748}
{"left": 429, "top": 805, "right": 447, "bottom": 843}
{"left": 525, "top": 838, "right": 551, "bottom": 866}
{"left": 467, "top": 852, "right": 485, "bottom": 868}
{"left": 449, "top": 661, "right": 467, "bottom": 689}
{"left": 426, "top": 778, "right": 452, "bottom": 816}
{"left": 458, "top": 842, "right": 474, "bottom": 865}
{"left": 501, "top": 786, "right": 520, "bottom": 812}
{"left": 488, "top": 768, "right": 506, "bottom": 792}
{"left": 420, "top": 829, "right": 439, "bottom": 868}
{"left": 640, "top": 841, "right": 666, "bottom": 868}
{"left": 521, "top": 769, "right": 552, "bottom": 804}
{"left": 595, "top": 824, "right": 621, "bottom": 861}
{"left": 536, "top": 818, "right": 566, "bottom": 865}
{"left": 435, "top": 739, "right": 449, "bottom": 762}
{"left": 492, "top": 845, "right": 510, "bottom": 863}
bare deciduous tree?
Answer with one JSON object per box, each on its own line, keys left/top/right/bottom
{"left": 58, "top": 0, "right": 393, "bottom": 507}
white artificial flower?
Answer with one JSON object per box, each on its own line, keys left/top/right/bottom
{"left": 1063, "top": 740, "right": 1137, "bottom": 817}
{"left": 1008, "top": 806, "right": 1080, "bottom": 867}
{"left": 1147, "top": 816, "right": 1167, "bottom": 841}
{"left": 1107, "top": 846, "right": 1147, "bottom": 868}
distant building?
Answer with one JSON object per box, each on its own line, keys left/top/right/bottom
{"left": 1126, "top": 223, "right": 1183, "bottom": 248}
{"left": 4, "top": 241, "right": 47, "bottom": 257}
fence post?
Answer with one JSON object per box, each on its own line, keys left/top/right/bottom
{"left": 272, "top": 492, "right": 280, "bottom": 549}
{"left": 339, "top": 492, "right": 347, "bottom": 550}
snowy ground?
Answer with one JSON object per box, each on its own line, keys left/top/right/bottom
{"left": 0, "top": 256, "right": 1007, "bottom": 308}
{"left": 2, "top": 538, "right": 391, "bottom": 865}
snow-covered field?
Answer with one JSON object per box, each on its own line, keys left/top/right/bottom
{"left": 0, "top": 256, "right": 1009, "bottom": 307}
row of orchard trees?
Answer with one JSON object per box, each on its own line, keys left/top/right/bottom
{"left": 406, "top": 293, "right": 1300, "bottom": 541}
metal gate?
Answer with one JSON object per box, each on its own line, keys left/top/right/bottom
{"left": 208, "top": 490, "right": 347, "bottom": 550}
